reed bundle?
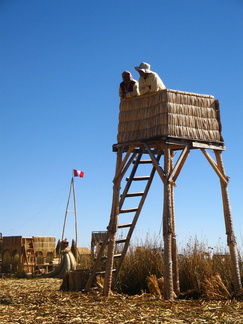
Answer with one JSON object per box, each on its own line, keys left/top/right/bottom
{"left": 146, "top": 274, "right": 162, "bottom": 297}
{"left": 117, "top": 89, "right": 222, "bottom": 144}
{"left": 203, "top": 273, "right": 231, "bottom": 300}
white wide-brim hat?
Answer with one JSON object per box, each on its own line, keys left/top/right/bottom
{"left": 134, "top": 62, "right": 151, "bottom": 73}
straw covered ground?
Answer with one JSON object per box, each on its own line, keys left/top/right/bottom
{"left": 1, "top": 278, "right": 243, "bottom": 323}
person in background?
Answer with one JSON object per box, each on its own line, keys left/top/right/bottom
{"left": 134, "top": 62, "right": 166, "bottom": 95}
{"left": 119, "top": 71, "right": 139, "bottom": 99}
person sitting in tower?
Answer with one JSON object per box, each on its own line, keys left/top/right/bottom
{"left": 119, "top": 71, "right": 139, "bottom": 99}
{"left": 134, "top": 62, "right": 166, "bottom": 95}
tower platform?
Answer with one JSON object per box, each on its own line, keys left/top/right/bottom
{"left": 116, "top": 89, "right": 224, "bottom": 151}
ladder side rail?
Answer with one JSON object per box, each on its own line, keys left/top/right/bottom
{"left": 85, "top": 151, "right": 141, "bottom": 293}
{"left": 119, "top": 153, "right": 143, "bottom": 208}
{"left": 113, "top": 155, "right": 161, "bottom": 285}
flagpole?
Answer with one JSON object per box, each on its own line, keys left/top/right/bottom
{"left": 72, "top": 176, "right": 78, "bottom": 246}
{"left": 61, "top": 177, "right": 73, "bottom": 241}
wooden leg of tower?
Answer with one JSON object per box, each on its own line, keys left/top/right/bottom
{"left": 103, "top": 148, "right": 123, "bottom": 297}
{"left": 103, "top": 232, "right": 116, "bottom": 296}
{"left": 170, "top": 152, "right": 180, "bottom": 296}
{"left": 214, "top": 151, "right": 242, "bottom": 292}
{"left": 163, "top": 146, "right": 174, "bottom": 300}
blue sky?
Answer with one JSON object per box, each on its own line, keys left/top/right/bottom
{"left": 0, "top": 0, "right": 242, "bottom": 252}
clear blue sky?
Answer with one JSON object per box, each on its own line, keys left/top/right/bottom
{"left": 1, "top": 0, "right": 242, "bottom": 252}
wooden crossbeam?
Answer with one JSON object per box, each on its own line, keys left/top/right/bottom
{"left": 168, "top": 146, "right": 190, "bottom": 183}
{"left": 200, "top": 149, "right": 229, "bottom": 185}
{"left": 113, "top": 146, "right": 136, "bottom": 184}
{"left": 143, "top": 143, "right": 166, "bottom": 183}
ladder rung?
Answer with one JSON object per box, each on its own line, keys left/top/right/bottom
{"left": 138, "top": 159, "right": 153, "bottom": 164}
{"left": 126, "top": 176, "right": 150, "bottom": 181}
{"left": 116, "top": 238, "right": 127, "bottom": 244}
{"left": 97, "top": 253, "right": 122, "bottom": 262}
{"left": 96, "top": 269, "right": 116, "bottom": 275}
{"left": 125, "top": 192, "right": 144, "bottom": 197}
{"left": 118, "top": 223, "right": 132, "bottom": 228}
{"left": 120, "top": 207, "right": 138, "bottom": 214}
{"left": 99, "top": 256, "right": 107, "bottom": 261}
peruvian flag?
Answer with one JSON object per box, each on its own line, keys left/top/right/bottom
{"left": 73, "top": 169, "right": 84, "bottom": 178}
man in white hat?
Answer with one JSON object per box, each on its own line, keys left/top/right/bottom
{"left": 134, "top": 62, "right": 166, "bottom": 95}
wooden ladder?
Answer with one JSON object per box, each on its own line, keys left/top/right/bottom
{"left": 84, "top": 151, "right": 161, "bottom": 292}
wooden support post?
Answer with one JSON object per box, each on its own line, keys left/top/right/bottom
{"left": 163, "top": 146, "right": 174, "bottom": 300}
{"left": 103, "top": 147, "right": 123, "bottom": 297}
{"left": 170, "top": 151, "right": 180, "bottom": 296}
{"left": 214, "top": 150, "right": 242, "bottom": 292}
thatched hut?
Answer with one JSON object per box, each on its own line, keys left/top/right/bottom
{"left": 0, "top": 235, "right": 56, "bottom": 274}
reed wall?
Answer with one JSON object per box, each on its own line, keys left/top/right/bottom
{"left": 33, "top": 236, "right": 56, "bottom": 255}
{"left": 117, "top": 89, "right": 222, "bottom": 144}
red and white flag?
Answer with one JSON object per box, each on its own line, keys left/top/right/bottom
{"left": 73, "top": 169, "right": 84, "bottom": 178}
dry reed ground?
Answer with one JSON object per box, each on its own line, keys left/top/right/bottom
{"left": 1, "top": 278, "right": 243, "bottom": 323}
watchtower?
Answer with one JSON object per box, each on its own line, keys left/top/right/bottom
{"left": 85, "top": 89, "right": 242, "bottom": 299}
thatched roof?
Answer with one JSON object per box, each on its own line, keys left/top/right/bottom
{"left": 78, "top": 247, "right": 91, "bottom": 255}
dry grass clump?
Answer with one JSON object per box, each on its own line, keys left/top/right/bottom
{"left": 146, "top": 274, "right": 162, "bottom": 297}
{"left": 178, "top": 237, "right": 236, "bottom": 296}
{"left": 178, "top": 238, "right": 213, "bottom": 294}
{"left": 203, "top": 273, "right": 231, "bottom": 300}
{"left": 157, "top": 277, "right": 165, "bottom": 294}
{"left": 116, "top": 236, "right": 242, "bottom": 298}
{"left": 117, "top": 236, "right": 164, "bottom": 295}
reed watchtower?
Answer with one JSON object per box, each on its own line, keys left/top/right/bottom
{"left": 85, "top": 89, "right": 242, "bottom": 299}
